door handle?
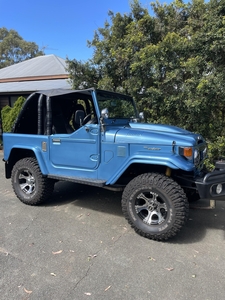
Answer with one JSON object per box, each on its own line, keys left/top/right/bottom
{"left": 52, "top": 138, "right": 61, "bottom": 143}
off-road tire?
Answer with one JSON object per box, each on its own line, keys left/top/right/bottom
{"left": 11, "top": 157, "right": 54, "bottom": 205}
{"left": 122, "top": 173, "right": 189, "bottom": 241}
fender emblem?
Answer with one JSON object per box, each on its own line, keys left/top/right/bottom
{"left": 144, "top": 146, "right": 161, "bottom": 151}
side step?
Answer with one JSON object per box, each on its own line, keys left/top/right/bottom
{"left": 48, "top": 174, "right": 106, "bottom": 187}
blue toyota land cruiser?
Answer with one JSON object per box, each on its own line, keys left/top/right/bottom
{"left": 3, "top": 88, "right": 225, "bottom": 240}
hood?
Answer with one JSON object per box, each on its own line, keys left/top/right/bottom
{"left": 129, "top": 122, "right": 191, "bottom": 134}
{"left": 109, "top": 122, "right": 204, "bottom": 146}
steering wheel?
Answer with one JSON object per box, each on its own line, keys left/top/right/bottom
{"left": 82, "top": 113, "right": 92, "bottom": 125}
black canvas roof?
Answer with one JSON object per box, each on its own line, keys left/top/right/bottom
{"left": 34, "top": 88, "right": 95, "bottom": 98}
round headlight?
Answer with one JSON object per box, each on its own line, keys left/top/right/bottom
{"left": 194, "top": 149, "right": 200, "bottom": 165}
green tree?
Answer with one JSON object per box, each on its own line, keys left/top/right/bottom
{"left": 67, "top": 0, "right": 225, "bottom": 165}
{"left": 88, "top": 1, "right": 154, "bottom": 94}
{"left": 0, "top": 27, "right": 44, "bottom": 68}
{"left": 66, "top": 58, "right": 100, "bottom": 89}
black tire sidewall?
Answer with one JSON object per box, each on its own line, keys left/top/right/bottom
{"left": 122, "top": 173, "right": 188, "bottom": 240}
{"left": 12, "top": 158, "right": 42, "bottom": 205}
{"left": 127, "top": 184, "right": 175, "bottom": 235}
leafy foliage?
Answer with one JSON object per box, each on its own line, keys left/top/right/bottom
{"left": 1, "top": 96, "right": 26, "bottom": 132}
{"left": 0, "top": 27, "right": 44, "bottom": 68}
{"left": 67, "top": 0, "right": 225, "bottom": 165}
{"left": 66, "top": 58, "right": 99, "bottom": 89}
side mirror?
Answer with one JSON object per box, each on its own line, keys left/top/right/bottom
{"left": 139, "top": 112, "right": 144, "bottom": 120}
{"left": 101, "top": 108, "right": 109, "bottom": 119}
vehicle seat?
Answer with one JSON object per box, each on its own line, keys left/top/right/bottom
{"left": 73, "top": 110, "right": 85, "bottom": 130}
{"left": 73, "top": 104, "right": 86, "bottom": 130}
{"left": 52, "top": 112, "right": 74, "bottom": 134}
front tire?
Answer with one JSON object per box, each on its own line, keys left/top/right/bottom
{"left": 11, "top": 157, "right": 54, "bottom": 205}
{"left": 122, "top": 173, "right": 189, "bottom": 241}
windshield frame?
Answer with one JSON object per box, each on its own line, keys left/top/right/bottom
{"left": 95, "top": 90, "right": 139, "bottom": 123}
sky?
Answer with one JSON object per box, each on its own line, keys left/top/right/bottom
{"left": 0, "top": 0, "right": 158, "bottom": 62}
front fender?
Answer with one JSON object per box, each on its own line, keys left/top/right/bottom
{"left": 105, "top": 153, "right": 194, "bottom": 185}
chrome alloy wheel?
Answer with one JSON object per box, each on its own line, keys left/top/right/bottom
{"left": 135, "top": 191, "right": 167, "bottom": 225}
{"left": 18, "top": 169, "right": 36, "bottom": 195}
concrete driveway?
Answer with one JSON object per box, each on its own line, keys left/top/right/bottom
{"left": 0, "top": 150, "right": 225, "bottom": 300}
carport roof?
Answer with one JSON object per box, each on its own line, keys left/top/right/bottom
{"left": 0, "top": 54, "right": 69, "bottom": 81}
{"left": 0, "top": 54, "right": 72, "bottom": 93}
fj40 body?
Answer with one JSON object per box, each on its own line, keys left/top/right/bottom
{"left": 3, "top": 88, "right": 225, "bottom": 240}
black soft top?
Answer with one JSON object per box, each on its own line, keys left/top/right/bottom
{"left": 33, "top": 88, "right": 95, "bottom": 98}
{"left": 12, "top": 88, "right": 96, "bottom": 134}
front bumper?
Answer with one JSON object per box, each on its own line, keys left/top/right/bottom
{"left": 195, "top": 168, "right": 225, "bottom": 200}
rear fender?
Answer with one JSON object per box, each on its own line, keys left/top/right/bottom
{"left": 5, "top": 147, "right": 48, "bottom": 178}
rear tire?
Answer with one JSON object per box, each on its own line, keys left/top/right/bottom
{"left": 122, "top": 173, "right": 189, "bottom": 241}
{"left": 11, "top": 157, "right": 54, "bottom": 205}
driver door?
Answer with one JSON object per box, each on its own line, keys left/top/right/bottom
{"left": 49, "top": 124, "right": 100, "bottom": 172}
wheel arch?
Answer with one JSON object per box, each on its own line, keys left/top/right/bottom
{"left": 106, "top": 158, "right": 179, "bottom": 185}
{"left": 5, "top": 147, "right": 48, "bottom": 178}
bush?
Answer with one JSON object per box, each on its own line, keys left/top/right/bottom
{"left": 1, "top": 96, "right": 26, "bottom": 132}
{"left": 205, "top": 136, "right": 225, "bottom": 170}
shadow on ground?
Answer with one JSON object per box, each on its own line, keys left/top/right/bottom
{"left": 45, "top": 180, "right": 123, "bottom": 217}
{"left": 170, "top": 200, "right": 225, "bottom": 244}
{"left": 44, "top": 181, "right": 225, "bottom": 244}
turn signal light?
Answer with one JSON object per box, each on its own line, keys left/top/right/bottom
{"left": 179, "top": 147, "right": 193, "bottom": 158}
{"left": 183, "top": 147, "right": 192, "bottom": 157}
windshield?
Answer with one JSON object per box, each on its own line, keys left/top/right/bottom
{"left": 96, "top": 90, "right": 138, "bottom": 119}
